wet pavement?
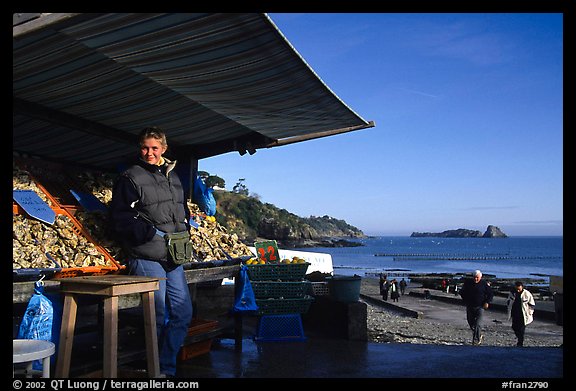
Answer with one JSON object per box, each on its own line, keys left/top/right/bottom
{"left": 169, "top": 281, "right": 566, "bottom": 380}
{"left": 176, "top": 334, "right": 563, "bottom": 379}
{"left": 173, "top": 296, "right": 564, "bottom": 382}
{"left": 73, "top": 280, "right": 565, "bottom": 382}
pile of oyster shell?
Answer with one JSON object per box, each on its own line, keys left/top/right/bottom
{"left": 13, "top": 165, "right": 117, "bottom": 270}
{"left": 13, "top": 164, "right": 53, "bottom": 206}
{"left": 13, "top": 161, "right": 254, "bottom": 268}
{"left": 72, "top": 171, "right": 115, "bottom": 206}
{"left": 187, "top": 202, "right": 254, "bottom": 262}
{"left": 13, "top": 214, "right": 113, "bottom": 269}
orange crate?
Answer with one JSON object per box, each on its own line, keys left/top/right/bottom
{"left": 13, "top": 202, "right": 124, "bottom": 278}
{"left": 186, "top": 318, "right": 219, "bottom": 335}
{"left": 53, "top": 206, "right": 125, "bottom": 277}
{"left": 14, "top": 157, "right": 80, "bottom": 209}
{"left": 178, "top": 319, "right": 219, "bottom": 361}
{"left": 178, "top": 340, "right": 213, "bottom": 361}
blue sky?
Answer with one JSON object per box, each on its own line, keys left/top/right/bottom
{"left": 201, "top": 13, "right": 563, "bottom": 237}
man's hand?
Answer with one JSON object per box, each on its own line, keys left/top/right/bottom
{"left": 483, "top": 303, "right": 489, "bottom": 310}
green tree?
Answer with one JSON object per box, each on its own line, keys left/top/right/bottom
{"left": 206, "top": 175, "right": 225, "bottom": 188}
{"left": 197, "top": 171, "right": 225, "bottom": 188}
{"left": 232, "top": 178, "right": 249, "bottom": 195}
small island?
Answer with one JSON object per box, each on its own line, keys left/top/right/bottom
{"left": 411, "top": 225, "right": 507, "bottom": 238}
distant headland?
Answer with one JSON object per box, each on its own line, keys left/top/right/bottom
{"left": 410, "top": 225, "right": 508, "bottom": 238}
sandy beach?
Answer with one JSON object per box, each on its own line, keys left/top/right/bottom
{"left": 361, "top": 278, "right": 563, "bottom": 347}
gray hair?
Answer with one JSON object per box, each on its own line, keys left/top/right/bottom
{"left": 473, "top": 270, "right": 482, "bottom": 277}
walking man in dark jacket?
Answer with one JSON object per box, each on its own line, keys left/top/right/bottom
{"left": 460, "top": 270, "right": 494, "bottom": 345}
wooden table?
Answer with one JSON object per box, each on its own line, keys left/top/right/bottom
{"left": 54, "top": 275, "right": 161, "bottom": 378}
{"left": 14, "top": 264, "right": 244, "bottom": 375}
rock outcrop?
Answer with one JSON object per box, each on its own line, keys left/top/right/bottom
{"left": 482, "top": 225, "right": 508, "bottom": 238}
{"left": 411, "top": 225, "right": 508, "bottom": 238}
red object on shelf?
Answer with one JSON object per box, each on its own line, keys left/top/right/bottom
{"left": 178, "top": 319, "right": 220, "bottom": 361}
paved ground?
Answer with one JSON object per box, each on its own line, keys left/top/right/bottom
{"left": 174, "top": 331, "right": 564, "bottom": 381}
{"left": 172, "top": 281, "right": 565, "bottom": 381}
{"left": 57, "top": 278, "right": 564, "bottom": 382}
{"left": 360, "top": 279, "right": 563, "bottom": 342}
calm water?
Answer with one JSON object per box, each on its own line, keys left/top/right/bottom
{"left": 294, "top": 236, "right": 563, "bottom": 280}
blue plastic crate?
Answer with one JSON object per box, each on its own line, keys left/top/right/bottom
{"left": 255, "top": 314, "right": 306, "bottom": 342}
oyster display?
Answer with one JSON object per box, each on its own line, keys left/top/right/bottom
{"left": 72, "top": 171, "right": 116, "bottom": 205}
{"left": 13, "top": 159, "right": 254, "bottom": 268}
{"left": 13, "top": 163, "right": 52, "bottom": 206}
{"left": 187, "top": 202, "right": 254, "bottom": 262}
{"left": 74, "top": 210, "right": 126, "bottom": 262}
{"left": 13, "top": 213, "right": 115, "bottom": 269}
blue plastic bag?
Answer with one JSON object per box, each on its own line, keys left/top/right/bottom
{"left": 193, "top": 175, "right": 216, "bottom": 216}
{"left": 233, "top": 265, "right": 259, "bottom": 313}
{"left": 17, "top": 281, "right": 61, "bottom": 370}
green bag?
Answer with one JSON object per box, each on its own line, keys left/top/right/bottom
{"left": 165, "top": 231, "right": 193, "bottom": 265}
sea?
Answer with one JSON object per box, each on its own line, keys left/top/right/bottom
{"left": 293, "top": 236, "right": 563, "bottom": 282}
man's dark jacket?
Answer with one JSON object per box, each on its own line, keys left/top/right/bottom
{"left": 460, "top": 278, "right": 494, "bottom": 308}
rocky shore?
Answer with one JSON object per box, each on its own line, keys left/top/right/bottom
{"left": 361, "top": 278, "right": 563, "bottom": 347}
{"left": 259, "top": 237, "right": 364, "bottom": 249}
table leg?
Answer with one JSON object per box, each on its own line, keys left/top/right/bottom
{"left": 55, "top": 294, "right": 78, "bottom": 377}
{"left": 234, "top": 313, "right": 243, "bottom": 352}
{"left": 103, "top": 296, "right": 118, "bottom": 378}
{"left": 42, "top": 356, "right": 50, "bottom": 378}
{"left": 141, "top": 291, "right": 160, "bottom": 377}
{"left": 26, "top": 362, "right": 33, "bottom": 378}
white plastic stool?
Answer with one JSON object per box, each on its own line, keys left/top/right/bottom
{"left": 13, "top": 339, "right": 56, "bottom": 378}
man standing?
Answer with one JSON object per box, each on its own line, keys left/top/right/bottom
{"left": 506, "top": 281, "right": 535, "bottom": 347}
{"left": 459, "top": 270, "right": 494, "bottom": 345}
{"left": 399, "top": 278, "right": 407, "bottom": 295}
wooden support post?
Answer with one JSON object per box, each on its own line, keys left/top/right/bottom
{"left": 55, "top": 294, "right": 78, "bottom": 378}
{"left": 103, "top": 296, "right": 118, "bottom": 378}
{"left": 141, "top": 291, "right": 160, "bottom": 377}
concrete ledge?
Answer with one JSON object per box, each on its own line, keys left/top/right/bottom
{"left": 408, "top": 288, "right": 557, "bottom": 322}
{"left": 302, "top": 296, "right": 367, "bottom": 341}
{"left": 360, "top": 294, "right": 423, "bottom": 318}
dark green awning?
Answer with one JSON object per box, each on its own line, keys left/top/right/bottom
{"left": 13, "top": 13, "right": 373, "bottom": 171}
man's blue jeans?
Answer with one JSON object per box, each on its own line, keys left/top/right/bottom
{"left": 129, "top": 259, "right": 193, "bottom": 376}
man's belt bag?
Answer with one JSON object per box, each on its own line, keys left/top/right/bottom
{"left": 164, "top": 231, "right": 193, "bottom": 265}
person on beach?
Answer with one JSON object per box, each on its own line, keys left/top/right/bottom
{"left": 506, "top": 281, "right": 535, "bottom": 347}
{"left": 110, "top": 126, "right": 193, "bottom": 377}
{"left": 459, "top": 270, "right": 494, "bottom": 345}
{"left": 390, "top": 279, "right": 400, "bottom": 302}
{"left": 399, "top": 278, "right": 407, "bottom": 295}
{"left": 382, "top": 277, "right": 390, "bottom": 301}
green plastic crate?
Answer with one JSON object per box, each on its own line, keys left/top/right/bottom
{"left": 255, "top": 295, "right": 315, "bottom": 315}
{"left": 251, "top": 281, "right": 310, "bottom": 299}
{"left": 247, "top": 262, "right": 310, "bottom": 281}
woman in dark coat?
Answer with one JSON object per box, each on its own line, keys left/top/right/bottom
{"left": 390, "top": 279, "right": 400, "bottom": 302}
{"left": 110, "top": 126, "right": 193, "bottom": 377}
